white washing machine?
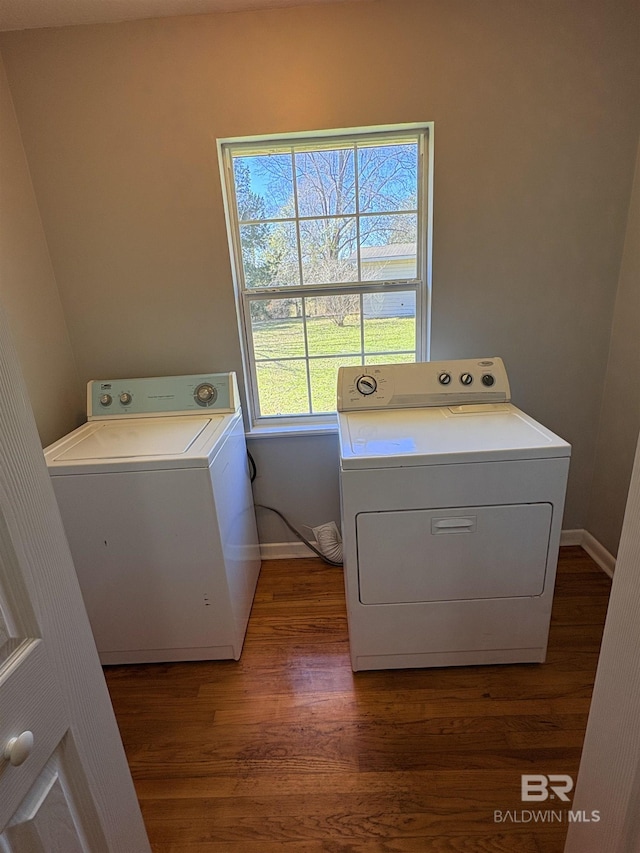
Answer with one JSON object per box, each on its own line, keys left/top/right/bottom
{"left": 337, "top": 357, "right": 571, "bottom": 672}
{"left": 44, "top": 372, "right": 260, "bottom": 665}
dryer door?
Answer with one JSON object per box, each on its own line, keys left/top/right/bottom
{"left": 356, "top": 503, "right": 552, "bottom": 604}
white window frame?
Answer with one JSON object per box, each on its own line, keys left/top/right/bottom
{"left": 218, "top": 123, "right": 433, "bottom": 434}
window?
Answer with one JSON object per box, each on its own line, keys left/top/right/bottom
{"left": 219, "top": 124, "right": 432, "bottom": 429}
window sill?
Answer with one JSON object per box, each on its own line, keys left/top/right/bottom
{"left": 246, "top": 419, "right": 339, "bottom": 439}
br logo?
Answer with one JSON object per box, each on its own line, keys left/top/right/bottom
{"left": 521, "top": 775, "right": 574, "bottom": 802}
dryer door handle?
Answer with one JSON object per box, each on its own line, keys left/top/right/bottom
{"left": 431, "top": 516, "right": 476, "bottom": 534}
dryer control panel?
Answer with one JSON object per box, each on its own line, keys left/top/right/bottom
{"left": 337, "top": 358, "right": 511, "bottom": 412}
{"left": 88, "top": 372, "right": 239, "bottom": 419}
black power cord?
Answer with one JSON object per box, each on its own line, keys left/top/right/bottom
{"left": 248, "top": 450, "right": 257, "bottom": 483}
{"left": 247, "top": 451, "right": 343, "bottom": 567}
{"left": 255, "top": 503, "right": 343, "bottom": 567}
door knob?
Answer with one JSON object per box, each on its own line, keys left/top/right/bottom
{"left": 3, "top": 731, "right": 34, "bottom": 766}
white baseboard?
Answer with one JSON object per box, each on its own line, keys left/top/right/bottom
{"left": 259, "top": 540, "right": 319, "bottom": 560}
{"left": 561, "top": 529, "right": 615, "bottom": 577}
{"left": 261, "top": 530, "right": 616, "bottom": 577}
{"left": 560, "top": 529, "right": 584, "bottom": 547}
{"left": 579, "top": 530, "right": 616, "bottom": 578}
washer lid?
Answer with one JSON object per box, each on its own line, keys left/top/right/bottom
{"left": 338, "top": 403, "right": 571, "bottom": 469}
{"left": 55, "top": 418, "right": 212, "bottom": 460}
{"left": 45, "top": 414, "right": 234, "bottom": 473}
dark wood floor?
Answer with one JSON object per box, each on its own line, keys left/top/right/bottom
{"left": 104, "top": 546, "right": 612, "bottom": 853}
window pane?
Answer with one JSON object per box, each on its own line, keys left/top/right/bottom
{"left": 256, "top": 360, "right": 309, "bottom": 415}
{"left": 233, "top": 153, "right": 294, "bottom": 220}
{"left": 360, "top": 212, "right": 417, "bottom": 247}
{"left": 300, "top": 218, "right": 357, "bottom": 285}
{"left": 250, "top": 299, "right": 305, "bottom": 359}
{"left": 305, "top": 295, "right": 361, "bottom": 357}
{"left": 309, "top": 356, "right": 361, "bottom": 413}
{"left": 240, "top": 222, "right": 300, "bottom": 288}
{"left": 295, "top": 148, "right": 356, "bottom": 217}
{"left": 360, "top": 214, "right": 417, "bottom": 281}
{"left": 365, "top": 353, "right": 416, "bottom": 365}
{"left": 358, "top": 142, "right": 418, "bottom": 214}
{"left": 363, "top": 291, "right": 416, "bottom": 353}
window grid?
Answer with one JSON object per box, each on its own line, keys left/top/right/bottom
{"left": 247, "top": 290, "right": 417, "bottom": 416}
{"left": 220, "top": 125, "right": 431, "bottom": 426}
{"left": 300, "top": 296, "right": 313, "bottom": 414}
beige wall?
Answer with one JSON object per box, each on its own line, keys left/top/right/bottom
{"left": 588, "top": 137, "right": 640, "bottom": 556}
{"left": 0, "top": 54, "right": 82, "bottom": 447}
{"left": 0, "top": 0, "right": 638, "bottom": 541}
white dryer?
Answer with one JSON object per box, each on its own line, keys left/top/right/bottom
{"left": 337, "top": 358, "right": 571, "bottom": 672}
{"left": 44, "top": 372, "right": 260, "bottom": 665}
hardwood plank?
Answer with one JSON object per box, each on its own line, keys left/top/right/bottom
{"left": 105, "top": 546, "right": 611, "bottom": 852}
{"left": 210, "top": 697, "right": 560, "bottom": 726}
{"left": 148, "top": 834, "right": 547, "bottom": 853}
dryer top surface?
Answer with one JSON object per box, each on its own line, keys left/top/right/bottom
{"left": 338, "top": 403, "right": 571, "bottom": 469}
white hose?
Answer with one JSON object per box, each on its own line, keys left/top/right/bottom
{"left": 312, "top": 521, "right": 343, "bottom": 564}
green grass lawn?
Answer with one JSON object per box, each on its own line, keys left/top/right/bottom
{"left": 252, "top": 316, "right": 415, "bottom": 415}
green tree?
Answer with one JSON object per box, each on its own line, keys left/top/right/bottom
{"left": 234, "top": 160, "right": 278, "bottom": 295}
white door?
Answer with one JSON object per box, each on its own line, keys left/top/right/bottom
{"left": 564, "top": 430, "right": 640, "bottom": 852}
{"left": 0, "top": 306, "right": 151, "bottom": 852}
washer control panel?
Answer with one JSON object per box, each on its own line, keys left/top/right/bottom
{"left": 88, "top": 372, "right": 239, "bottom": 419}
{"left": 337, "top": 358, "right": 510, "bottom": 412}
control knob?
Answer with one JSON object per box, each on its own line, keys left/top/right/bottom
{"left": 482, "top": 374, "right": 495, "bottom": 387}
{"left": 194, "top": 383, "right": 217, "bottom": 407}
{"left": 355, "top": 375, "right": 377, "bottom": 396}
{"left": 438, "top": 372, "right": 452, "bottom": 386}
{"left": 99, "top": 394, "right": 112, "bottom": 407}
{"left": 119, "top": 392, "right": 132, "bottom": 405}
{"left": 460, "top": 373, "right": 474, "bottom": 386}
